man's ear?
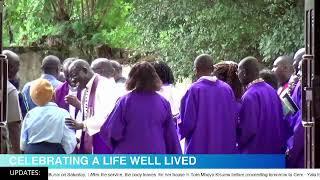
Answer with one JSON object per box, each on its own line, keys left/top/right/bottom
{"left": 52, "top": 92, "right": 56, "bottom": 102}
{"left": 82, "top": 67, "right": 88, "bottom": 74}
{"left": 242, "top": 71, "right": 246, "bottom": 78}
{"left": 56, "top": 67, "right": 60, "bottom": 73}
{"left": 210, "top": 65, "right": 215, "bottom": 73}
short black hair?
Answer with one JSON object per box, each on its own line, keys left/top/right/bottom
{"left": 41, "top": 55, "right": 61, "bottom": 75}
{"left": 151, "top": 61, "right": 174, "bottom": 84}
{"left": 3, "top": 50, "right": 20, "bottom": 79}
{"left": 239, "top": 56, "right": 260, "bottom": 76}
{"left": 259, "top": 69, "right": 278, "bottom": 90}
{"left": 110, "top": 60, "right": 122, "bottom": 73}
{"left": 126, "top": 61, "right": 162, "bottom": 91}
{"left": 194, "top": 54, "right": 214, "bottom": 72}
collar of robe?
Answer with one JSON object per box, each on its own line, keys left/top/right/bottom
{"left": 85, "top": 73, "right": 98, "bottom": 89}
{"left": 198, "top": 76, "right": 218, "bottom": 83}
{"left": 246, "top": 78, "right": 265, "bottom": 90}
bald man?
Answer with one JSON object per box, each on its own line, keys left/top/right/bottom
{"left": 286, "top": 58, "right": 303, "bottom": 153}
{"left": 237, "top": 56, "right": 287, "bottom": 153}
{"left": 293, "top": 48, "right": 305, "bottom": 75}
{"left": 286, "top": 58, "right": 303, "bottom": 167}
{"left": 65, "top": 59, "right": 119, "bottom": 154}
{"left": 286, "top": 49, "right": 304, "bottom": 102}
{"left": 272, "top": 56, "right": 294, "bottom": 94}
{"left": 110, "top": 60, "right": 126, "bottom": 83}
{"left": 91, "top": 58, "right": 115, "bottom": 79}
{"left": 289, "top": 49, "right": 304, "bottom": 108}
{"left": 55, "top": 58, "right": 82, "bottom": 120}
{"left": 22, "top": 55, "right": 63, "bottom": 111}
{"left": 179, "top": 54, "right": 237, "bottom": 154}
{"left": 3, "top": 50, "right": 20, "bottom": 85}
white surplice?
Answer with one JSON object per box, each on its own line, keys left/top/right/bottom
{"left": 81, "top": 74, "right": 120, "bottom": 136}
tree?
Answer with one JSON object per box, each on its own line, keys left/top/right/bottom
{"left": 4, "top": 0, "right": 133, "bottom": 59}
{"left": 129, "top": 0, "right": 304, "bottom": 78}
{"left": 4, "top": 0, "right": 304, "bottom": 78}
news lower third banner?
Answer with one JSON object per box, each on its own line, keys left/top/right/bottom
{"left": 0, "top": 155, "right": 285, "bottom": 169}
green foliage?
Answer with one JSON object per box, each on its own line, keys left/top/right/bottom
{"left": 129, "top": 0, "right": 304, "bottom": 78}
{"left": 4, "top": 0, "right": 304, "bottom": 78}
{"left": 4, "top": 0, "right": 134, "bottom": 59}
{"left": 259, "top": 6, "right": 304, "bottom": 62}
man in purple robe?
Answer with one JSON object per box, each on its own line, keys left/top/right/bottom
{"left": 287, "top": 80, "right": 301, "bottom": 133}
{"left": 237, "top": 56, "right": 287, "bottom": 153}
{"left": 272, "top": 56, "right": 294, "bottom": 95}
{"left": 286, "top": 59, "right": 302, "bottom": 150}
{"left": 179, "top": 54, "right": 238, "bottom": 154}
{"left": 55, "top": 58, "right": 81, "bottom": 119}
{"left": 100, "top": 61, "right": 181, "bottom": 154}
{"left": 286, "top": 111, "right": 303, "bottom": 168}
{"left": 65, "top": 60, "right": 119, "bottom": 154}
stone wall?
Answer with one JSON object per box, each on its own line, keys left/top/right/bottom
{"left": 6, "top": 46, "right": 131, "bottom": 90}
{"left": 18, "top": 51, "right": 43, "bottom": 89}
{"left": 6, "top": 47, "right": 69, "bottom": 90}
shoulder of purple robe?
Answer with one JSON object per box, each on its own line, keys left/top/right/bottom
{"left": 54, "top": 81, "right": 69, "bottom": 109}
{"left": 100, "top": 94, "right": 127, "bottom": 151}
{"left": 238, "top": 89, "right": 259, "bottom": 149}
{"left": 179, "top": 86, "right": 198, "bottom": 140}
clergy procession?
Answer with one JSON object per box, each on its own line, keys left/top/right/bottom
{"left": 3, "top": 48, "right": 304, "bottom": 168}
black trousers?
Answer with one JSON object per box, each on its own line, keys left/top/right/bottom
{"left": 25, "top": 142, "right": 66, "bottom": 154}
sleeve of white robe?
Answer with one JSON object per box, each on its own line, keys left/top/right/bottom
{"left": 83, "top": 78, "right": 119, "bottom": 136}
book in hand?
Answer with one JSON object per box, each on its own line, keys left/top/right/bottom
{"left": 280, "top": 89, "right": 299, "bottom": 115}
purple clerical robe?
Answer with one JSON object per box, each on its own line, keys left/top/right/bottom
{"left": 286, "top": 112, "right": 304, "bottom": 168}
{"left": 292, "top": 81, "right": 302, "bottom": 109}
{"left": 179, "top": 78, "right": 238, "bottom": 154}
{"left": 238, "top": 82, "right": 286, "bottom": 153}
{"left": 286, "top": 81, "right": 302, "bottom": 150}
{"left": 100, "top": 90, "right": 182, "bottom": 154}
{"left": 55, "top": 81, "right": 81, "bottom": 118}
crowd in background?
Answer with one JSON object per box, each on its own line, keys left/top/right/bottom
{"left": 2, "top": 48, "right": 304, "bottom": 168}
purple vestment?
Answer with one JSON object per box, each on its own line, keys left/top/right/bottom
{"left": 287, "top": 112, "right": 304, "bottom": 168}
{"left": 179, "top": 78, "right": 238, "bottom": 154}
{"left": 100, "top": 90, "right": 182, "bottom": 154}
{"left": 292, "top": 81, "right": 302, "bottom": 109}
{"left": 286, "top": 81, "right": 302, "bottom": 149}
{"left": 54, "top": 81, "right": 81, "bottom": 117}
{"left": 238, "top": 82, "right": 287, "bottom": 153}
{"left": 78, "top": 76, "right": 111, "bottom": 154}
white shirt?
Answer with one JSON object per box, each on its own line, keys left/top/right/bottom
{"left": 68, "top": 88, "right": 77, "bottom": 119}
{"left": 82, "top": 74, "right": 119, "bottom": 136}
{"left": 157, "top": 84, "right": 182, "bottom": 116}
{"left": 63, "top": 87, "right": 83, "bottom": 140}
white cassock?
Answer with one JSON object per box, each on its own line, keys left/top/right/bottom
{"left": 157, "top": 84, "right": 182, "bottom": 116}
{"left": 158, "top": 84, "right": 189, "bottom": 153}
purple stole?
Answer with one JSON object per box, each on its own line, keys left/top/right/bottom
{"left": 55, "top": 82, "right": 81, "bottom": 118}
{"left": 79, "top": 76, "right": 109, "bottom": 154}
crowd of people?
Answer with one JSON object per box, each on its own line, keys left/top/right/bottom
{"left": 2, "top": 48, "right": 305, "bottom": 168}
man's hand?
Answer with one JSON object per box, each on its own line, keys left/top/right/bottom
{"left": 65, "top": 95, "right": 81, "bottom": 110}
{"left": 65, "top": 118, "right": 84, "bottom": 130}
